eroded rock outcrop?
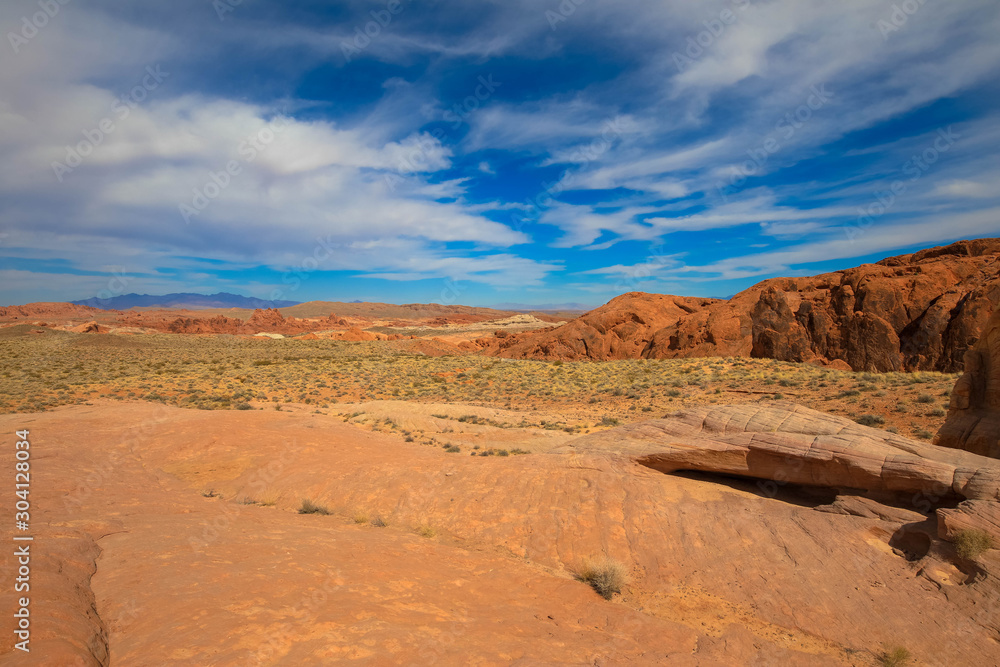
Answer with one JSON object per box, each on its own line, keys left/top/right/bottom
{"left": 483, "top": 238, "right": 1000, "bottom": 371}
{"left": 566, "top": 403, "right": 1000, "bottom": 502}
{"left": 936, "top": 306, "right": 1000, "bottom": 459}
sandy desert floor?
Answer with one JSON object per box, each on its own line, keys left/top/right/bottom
{"left": 0, "top": 329, "right": 996, "bottom": 666}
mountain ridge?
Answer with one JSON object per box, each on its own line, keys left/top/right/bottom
{"left": 71, "top": 292, "right": 300, "bottom": 310}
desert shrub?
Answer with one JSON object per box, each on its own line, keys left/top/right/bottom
{"left": 416, "top": 524, "right": 436, "bottom": 538}
{"left": 877, "top": 646, "right": 911, "bottom": 666}
{"left": 928, "top": 408, "right": 946, "bottom": 417}
{"left": 855, "top": 414, "right": 885, "bottom": 427}
{"left": 257, "top": 490, "right": 280, "bottom": 506}
{"left": 600, "top": 416, "right": 620, "bottom": 426}
{"left": 916, "top": 394, "right": 934, "bottom": 403}
{"left": 298, "top": 499, "right": 330, "bottom": 515}
{"left": 444, "top": 445, "right": 461, "bottom": 453}
{"left": 353, "top": 512, "right": 369, "bottom": 524}
{"left": 576, "top": 556, "right": 628, "bottom": 600}
{"left": 954, "top": 528, "right": 995, "bottom": 560}
{"left": 370, "top": 515, "right": 387, "bottom": 527}
{"left": 234, "top": 402, "right": 252, "bottom": 410}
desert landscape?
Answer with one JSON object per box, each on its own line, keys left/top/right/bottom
{"left": 4, "top": 1, "right": 1000, "bottom": 664}
{"left": 1, "top": 239, "right": 999, "bottom": 665}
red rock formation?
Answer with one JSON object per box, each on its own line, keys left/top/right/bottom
{"left": 484, "top": 293, "right": 720, "bottom": 360}
{"left": 571, "top": 402, "right": 1000, "bottom": 502}
{"left": 936, "top": 304, "right": 1000, "bottom": 458}
{"left": 247, "top": 308, "right": 286, "bottom": 331}
{"left": 166, "top": 315, "right": 245, "bottom": 334}
{"left": 0, "top": 302, "right": 103, "bottom": 321}
{"left": 69, "top": 321, "right": 106, "bottom": 333}
{"left": 484, "top": 238, "right": 1000, "bottom": 371}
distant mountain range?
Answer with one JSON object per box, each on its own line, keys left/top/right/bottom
{"left": 71, "top": 292, "right": 301, "bottom": 310}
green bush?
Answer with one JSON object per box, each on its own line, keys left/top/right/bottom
{"left": 954, "top": 528, "right": 995, "bottom": 560}
{"left": 855, "top": 414, "right": 885, "bottom": 427}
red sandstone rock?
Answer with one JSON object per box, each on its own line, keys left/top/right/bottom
{"left": 247, "top": 307, "right": 285, "bottom": 331}
{"left": 69, "top": 321, "right": 105, "bottom": 334}
{"left": 0, "top": 302, "right": 103, "bottom": 321}
{"left": 485, "top": 238, "right": 1000, "bottom": 371}
{"left": 936, "top": 305, "right": 1000, "bottom": 458}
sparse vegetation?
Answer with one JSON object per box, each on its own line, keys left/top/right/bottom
{"left": 954, "top": 528, "right": 995, "bottom": 560}
{"left": 855, "top": 414, "right": 886, "bottom": 427}
{"left": 0, "top": 331, "right": 960, "bottom": 442}
{"left": 298, "top": 499, "right": 330, "bottom": 515}
{"left": 877, "top": 645, "right": 912, "bottom": 666}
{"left": 576, "top": 556, "right": 628, "bottom": 600}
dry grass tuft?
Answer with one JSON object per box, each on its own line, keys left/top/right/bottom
{"left": 298, "top": 498, "right": 330, "bottom": 515}
{"left": 877, "top": 645, "right": 912, "bottom": 666}
{"left": 575, "top": 556, "right": 628, "bottom": 600}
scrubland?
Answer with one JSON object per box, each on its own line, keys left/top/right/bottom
{"left": 0, "top": 325, "right": 957, "bottom": 441}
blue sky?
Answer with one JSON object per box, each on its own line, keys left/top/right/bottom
{"left": 1, "top": 0, "right": 999, "bottom": 307}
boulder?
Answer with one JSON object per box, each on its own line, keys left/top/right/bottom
{"left": 936, "top": 305, "right": 1000, "bottom": 458}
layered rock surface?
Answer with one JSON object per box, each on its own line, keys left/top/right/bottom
{"left": 566, "top": 403, "right": 1000, "bottom": 502}
{"left": 3, "top": 401, "right": 998, "bottom": 665}
{"left": 937, "top": 306, "right": 1000, "bottom": 458}
{"left": 484, "top": 238, "right": 1000, "bottom": 371}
